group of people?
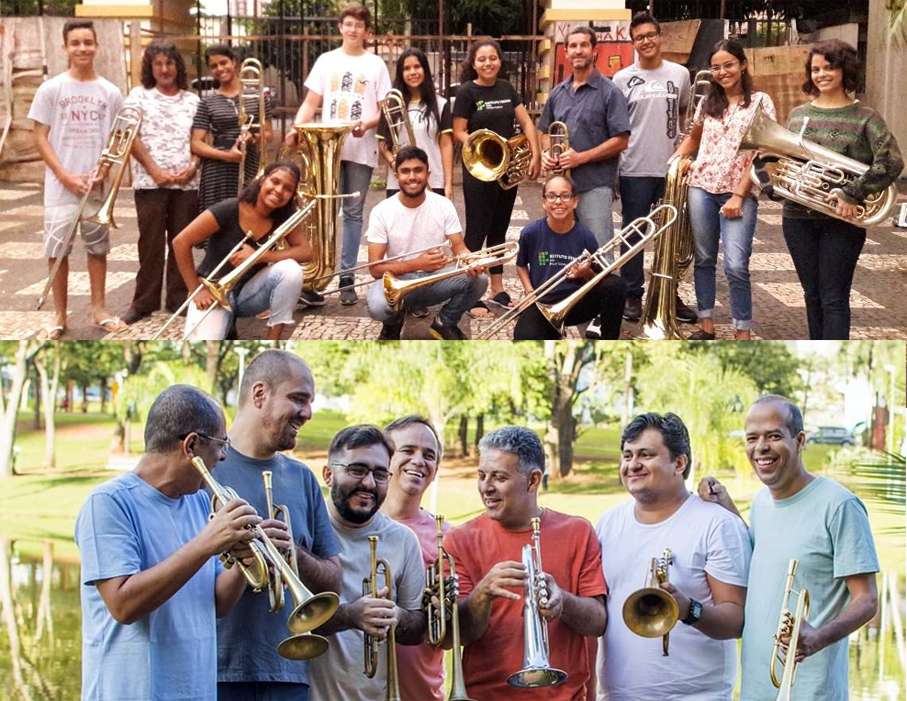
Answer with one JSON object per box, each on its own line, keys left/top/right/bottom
{"left": 76, "top": 348, "right": 880, "bottom": 701}
{"left": 30, "top": 5, "right": 902, "bottom": 340}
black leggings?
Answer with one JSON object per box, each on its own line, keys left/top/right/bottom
{"left": 513, "top": 273, "right": 626, "bottom": 339}
{"left": 462, "top": 166, "right": 518, "bottom": 275}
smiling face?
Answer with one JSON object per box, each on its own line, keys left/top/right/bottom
{"left": 395, "top": 157, "right": 429, "bottom": 199}
{"left": 809, "top": 53, "right": 845, "bottom": 96}
{"left": 339, "top": 16, "right": 369, "bottom": 48}
{"left": 64, "top": 28, "right": 98, "bottom": 71}
{"left": 476, "top": 448, "right": 539, "bottom": 528}
{"left": 630, "top": 22, "right": 662, "bottom": 63}
{"left": 401, "top": 55, "right": 425, "bottom": 94}
{"left": 326, "top": 443, "right": 391, "bottom": 524}
{"left": 150, "top": 52, "right": 178, "bottom": 91}
{"left": 257, "top": 363, "right": 314, "bottom": 453}
{"left": 566, "top": 31, "right": 596, "bottom": 72}
{"left": 387, "top": 423, "right": 439, "bottom": 500}
{"left": 258, "top": 168, "right": 299, "bottom": 211}
{"left": 473, "top": 45, "right": 501, "bottom": 83}
{"left": 542, "top": 177, "right": 577, "bottom": 223}
{"left": 207, "top": 53, "right": 236, "bottom": 85}
{"left": 620, "top": 428, "right": 686, "bottom": 504}
{"left": 709, "top": 49, "right": 745, "bottom": 94}
{"left": 744, "top": 400, "right": 806, "bottom": 498}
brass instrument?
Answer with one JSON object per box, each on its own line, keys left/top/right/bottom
{"left": 425, "top": 515, "right": 475, "bottom": 701}
{"left": 36, "top": 105, "right": 143, "bottom": 310}
{"left": 363, "top": 536, "right": 403, "bottom": 701}
{"left": 382, "top": 88, "right": 416, "bottom": 154}
{"left": 462, "top": 129, "right": 532, "bottom": 190}
{"left": 771, "top": 559, "right": 810, "bottom": 701}
{"left": 545, "top": 121, "right": 570, "bottom": 176}
{"left": 478, "top": 205, "right": 677, "bottom": 339}
{"left": 237, "top": 57, "right": 267, "bottom": 195}
{"left": 622, "top": 548, "right": 679, "bottom": 657}
{"left": 507, "top": 517, "right": 567, "bottom": 688}
{"left": 740, "top": 102, "right": 898, "bottom": 226}
{"left": 310, "top": 241, "right": 453, "bottom": 288}
{"left": 683, "top": 69, "right": 713, "bottom": 137}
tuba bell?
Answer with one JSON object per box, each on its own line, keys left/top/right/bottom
{"left": 622, "top": 548, "right": 679, "bottom": 656}
{"left": 382, "top": 89, "right": 416, "bottom": 154}
{"left": 740, "top": 102, "right": 898, "bottom": 226}
{"left": 771, "top": 559, "right": 810, "bottom": 701}
{"left": 462, "top": 129, "right": 532, "bottom": 190}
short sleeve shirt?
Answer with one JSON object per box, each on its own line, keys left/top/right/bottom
{"left": 378, "top": 96, "right": 453, "bottom": 190}
{"left": 516, "top": 218, "right": 599, "bottom": 303}
{"left": 538, "top": 71, "right": 630, "bottom": 192}
{"left": 75, "top": 472, "right": 220, "bottom": 701}
{"left": 453, "top": 79, "right": 522, "bottom": 139}
{"left": 365, "top": 190, "right": 462, "bottom": 261}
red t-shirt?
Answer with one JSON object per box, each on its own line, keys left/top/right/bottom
{"left": 443, "top": 508, "right": 607, "bottom": 701}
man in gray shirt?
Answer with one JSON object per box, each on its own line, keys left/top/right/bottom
{"left": 613, "top": 12, "right": 696, "bottom": 324}
{"left": 539, "top": 25, "right": 630, "bottom": 339}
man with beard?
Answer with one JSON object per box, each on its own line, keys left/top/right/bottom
{"left": 538, "top": 25, "right": 629, "bottom": 339}
{"left": 700, "top": 396, "right": 879, "bottom": 701}
{"left": 594, "top": 412, "right": 751, "bottom": 701}
{"left": 309, "top": 425, "right": 426, "bottom": 700}
{"left": 442, "top": 426, "right": 607, "bottom": 701}
{"left": 364, "top": 144, "right": 488, "bottom": 340}
{"left": 213, "top": 349, "right": 342, "bottom": 701}
{"left": 379, "top": 415, "right": 448, "bottom": 701}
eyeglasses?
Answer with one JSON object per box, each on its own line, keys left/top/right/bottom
{"left": 632, "top": 31, "right": 660, "bottom": 44}
{"left": 543, "top": 192, "right": 575, "bottom": 202}
{"left": 182, "top": 432, "right": 231, "bottom": 450}
{"left": 331, "top": 461, "right": 391, "bottom": 484}
{"left": 710, "top": 60, "right": 739, "bottom": 74}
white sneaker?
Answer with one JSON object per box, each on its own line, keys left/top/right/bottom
{"left": 585, "top": 317, "right": 602, "bottom": 340}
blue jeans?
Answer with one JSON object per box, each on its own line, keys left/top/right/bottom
{"left": 687, "top": 187, "right": 758, "bottom": 329}
{"left": 575, "top": 185, "right": 615, "bottom": 257}
{"left": 218, "top": 682, "right": 307, "bottom": 701}
{"left": 619, "top": 176, "right": 666, "bottom": 299}
{"left": 339, "top": 160, "right": 374, "bottom": 274}
{"left": 366, "top": 268, "right": 488, "bottom": 326}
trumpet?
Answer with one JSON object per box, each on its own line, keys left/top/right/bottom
{"left": 622, "top": 548, "right": 679, "bottom": 656}
{"left": 507, "top": 517, "right": 567, "bottom": 688}
{"left": 545, "top": 121, "right": 570, "bottom": 176}
{"left": 363, "top": 536, "right": 403, "bottom": 701}
{"left": 237, "top": 57, "right": 267, "bottom": 195}
{"left": 424, "top": 515, "right": 475, "bottom": 701}
{"left": 36, "top": 105, "right": 143, "bottom": 311}
{"left": 771, "top": 559, "right": 810, "bottom": 701}
{"left": 462, "top": 129, "right": 532, "bottom": 190}
{"left": 382, "top": 88, "right": 416, "bottom": 154}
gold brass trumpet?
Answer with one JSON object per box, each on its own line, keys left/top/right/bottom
{"left": 771, "top": 559, "right": 810, "bottom": 701}
{"left": 507, "top": 517, "right": 567, "bottom": 688}
{"left": 545, "top": 121, "right": 570, "bottom": 176}
{"left": 462, "top": 129, "right": 532, "bottom": 189}
{"left": 237, "top": 57, "right": 267, "bottom": 195}
{"left": 363, "top": 536, "right": 403, "bottom": 701}
{"left": 425, "top": 515, "right": 476, "bottom": 701}
{"left": 382, "top": 88, "right": 416, "bottom": 154}
{"left": 622, "top": 548, "right": 679, "bottom": 656}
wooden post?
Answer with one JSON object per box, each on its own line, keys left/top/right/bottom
{"left": 129, "top": 21, "right": 142, "bottom": 90}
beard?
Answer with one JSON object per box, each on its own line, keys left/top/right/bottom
{"left": 262, "top": 413, "right": 298, "bottom": 453}
{"left": 331, "top": 481, "right": 382, "bottom": 524}
{"left": 399, "top": 180, "right": 427, "bottom": 200}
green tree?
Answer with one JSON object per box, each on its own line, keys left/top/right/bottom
{"left": 681, "top": 341, "right": 804, "bottom": 397}
{"left": 0, "top": 341, "right": 44, "bottom": 478}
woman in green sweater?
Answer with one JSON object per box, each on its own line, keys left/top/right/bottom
{"left": 782, "top": 39, "right": 903, "bottom": 340}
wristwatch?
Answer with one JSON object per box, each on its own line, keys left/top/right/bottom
{"left": 681, "top": 598, "right": 703, "bottom": 625}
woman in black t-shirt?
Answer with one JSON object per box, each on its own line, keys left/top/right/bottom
{"left": 172, "top": 162, "right": 311, "bottom": 340}
{"left": 452, "top": 39, "right": 541, "bottom": 317}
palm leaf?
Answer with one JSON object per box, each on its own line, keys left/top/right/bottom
{"left": 848, "top": 451, "right": 906, "bottom": 533}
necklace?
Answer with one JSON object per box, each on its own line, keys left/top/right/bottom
{"left": 720, "top": 98, "right": 743, "bottom": 133}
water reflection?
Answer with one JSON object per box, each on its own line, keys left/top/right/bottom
{"left": 0, "top": 537, "right": 903, "bottom": 701}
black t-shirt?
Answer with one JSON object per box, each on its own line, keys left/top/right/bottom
{"left": 453, "top": 79, "right": 522, "bottom": 138}
{"left": 197, "top": 198, "right": 274, "bottom": 292}
{"left": 516, "top": 218, "right": 599, "bottom": 303}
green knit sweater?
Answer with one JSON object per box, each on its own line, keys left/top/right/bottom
{"left": 782, "top": 101, "right": 903, "bottom": 220}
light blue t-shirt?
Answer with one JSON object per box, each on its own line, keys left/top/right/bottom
{"left": 75, "top": 471, "right": 222, "bottom": 701}
{"left": 739, "top": 476, "right": 880, "bottom": 701}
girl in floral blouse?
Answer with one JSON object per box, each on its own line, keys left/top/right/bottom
{"left": 673, "top": 39, "right": 775, "bottom": 340}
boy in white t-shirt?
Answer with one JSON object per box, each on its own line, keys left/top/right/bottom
{"left": 288, "top": 2, "right": 391, "bottom": 307}
{"left": 28, "top": 20, "right": 126, "bottom": 339}
{"left": 594, "top": 412, "right": 751, "bottom": 701}
{"left": 363, "top": 145, "right": 487, "bottom": 340}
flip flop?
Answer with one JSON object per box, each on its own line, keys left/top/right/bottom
{"left": 466, "top": 300, "right": 493, "bottom": 319}
{"left": 38, "top": 325, "right": 66, "bottom": 340}
{"left": 94, "top": 317, "right": 127, "bottom": 332}
{"left": 687, "top": 329, "right": 716, "bottom": 340}
{"left": 488, "top": 291, "right": 514, "bottom": 309}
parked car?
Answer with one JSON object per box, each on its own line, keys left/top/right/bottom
{"left": 807, "top": 426, "right": 854, "bottom": 446}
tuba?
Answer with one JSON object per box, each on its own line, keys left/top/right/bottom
{"left": 363, "top": 536, "right": 403, "bottom": 701}
{"left": 622, "top": 548, "right": 679, "bottom": 656}
{"left": 425, "top": 515, "right": 476, "bottom": 701}
{"left": 740, "top": 102, "right": 898, "bottom": 226}
{"left": 36, "top": 105, "right": 143, "bottom": 310}
{"left": 462, "top": 129, "right": 532, "bottom": 190}
{"left": 771, "top": 559, "right": 810, "bottom": 701}
{"left": 382, "top": 89, "right": 416, "bottom": 154}
{"left": 545, "top": 121, "right": 570, "bottom": 176}
{"left": 507, "top": 517, "right": 567, "bottom": 688}
{"left": 237, "top": 57, "right": 267, "bottom": 195}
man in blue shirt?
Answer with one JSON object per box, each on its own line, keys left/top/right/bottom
{"left": 215, "top": 349, "right": 343, "bottom": 701}
{"left": 538, "top": 25, "right": 630, "bottom": 339}
{"left": 75, "top": 385, "right": 259, "bottom": 701}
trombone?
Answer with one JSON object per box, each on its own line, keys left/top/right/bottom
{"left": 36, "top": 105, "right": 143, "bottom": 311}
{"left": 425, "top": 515, "right": 475, "bottom": 701}
{"left": 771, "top": 559, "right": 810, "bottom": 701}
{"left": 237, "top": 57, "right": 267, "bottom": 195}
{"left": 363, "top": 535, "right": 403, "bottom": 701}
{"left": 507, "top": 517, "right": 567, "bottom": 688}
{"left": 622, "top": 548, "right": 679, "bottom": 656}
{"left": 382, "top": 88, "right": 416, "bottom": 154}
{"left": 544, "top": 121, "right": 570, "bottom": 176}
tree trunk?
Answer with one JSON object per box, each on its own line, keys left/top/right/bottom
{"left": 622, "top": 347, "right": 634, "bottom": 430}
{"left": 100, "top": 377, "right": 108, "bottom": 415}
{"left": 474, "top": 413, "right": 485, "bottom": 454}
{"left": 66, "top": 379, "right": 74, "bottom": 412}
{"left": 205, "top": 341, "right": 220, "bottom": 393}
{"left": 458, "top": 415, "right": 469, "bottom": 458}
{"left": 32, "top": 366, "right": 41, "bottom": 431}
{"left": 80, "top": 383, "right": 89, "bottom": 413}
{"left": 543, "top": 341, "right": 587, "bottom": 479}
{"left": 555, "top": 405, "right": 576, "bottom": 478}
{"left": 0, "top": 341, "right": 43, "bottom": 479}
{"left": 35, "top": 345, "right": 61, "bottom": 469}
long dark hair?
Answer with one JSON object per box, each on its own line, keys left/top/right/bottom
{"left": 141, "top": 41, "right": 188, "bottom": 91}
{"left": 802, "top": 40, "right": 860, "bottom": 96}
{"left": 239, "top": 161, "right": 301, "bottom": 226}
{"left": 391, "top": 48, "right": 441, "bottom": 129}
{"left": 460, "top": 38, "right": 503, "bottom": 83}
{"left": 701, "top": 39, "right": 753, "bottom": 119}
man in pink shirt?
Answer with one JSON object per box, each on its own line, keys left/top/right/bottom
{"left": 379, "top": 415, "right": 448, "bottom": 701}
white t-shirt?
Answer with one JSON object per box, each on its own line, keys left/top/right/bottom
{"left": 380, "top": 96, "right": 452, "bottom": 190}
{"left": 308, "top": 511, "right": 425, "bottom": 701}
{"left": 365, "top": 190, "right": 461, "bottom": 260}
{"left": 304, "top": 48, "right": 391, "bottom": 168}
{"left": 595, "top": 494, "right": 752, "bottom": 701}
{"left": 124, "top": 86, "right": 200, "bottom": 190}
{"left": 27, "top": 72, "right": 124, "bottom": 206}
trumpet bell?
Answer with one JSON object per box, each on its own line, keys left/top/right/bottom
{"left": 286, "top": 590, "right": 341, "bottom": 634}
{"left": 622, "top": 586, "right": 679, "bottom": 638}
{"left": 277, "top": 632, "right": 330, "bottom": 660}
{"left": 507, "top": 666, "right": 568, "bottom": 689}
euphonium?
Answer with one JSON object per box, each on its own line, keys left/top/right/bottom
{"left": 462, "top": 129, "right": 532, "bottom": 190}
{"left": 622, "top": 548, "right": 679, "bottom": 656}
{"left": 545, "top": 121, "right": 570, "bottom": 176}
{"left": 771, "top": 559, "right": 810, "bottom": 701}
{"left": 382, "top": 88, "right": 416, "bottom": 154}
{"left": 425, "top": 515, "right": 476, "bottom": 701}
{"left": 507, "top": 517, "right": 567, "bottom": 688}
{"left": 740, "top": 102, "right": 897, "bottom": 225}
{"left": 237, "top": 57, "right": 267, "bottom": 195}
{"left": 363, "top": 536, "right": 403, "bottom": 701}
